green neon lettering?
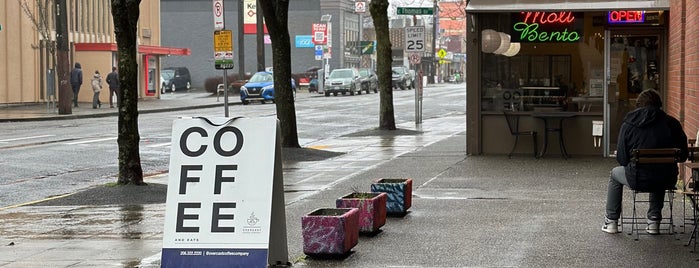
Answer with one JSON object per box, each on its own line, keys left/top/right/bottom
{"left": 512, "top": 22, "right": 581, "bottom": 42}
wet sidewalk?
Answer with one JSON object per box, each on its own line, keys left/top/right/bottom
{"left": 0, "top": 90, "right": 223, "bottom": 122}
{"left": 1, "top": 88, "right": 698, "bottom": 267}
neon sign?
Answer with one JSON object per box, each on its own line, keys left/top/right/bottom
{"left": 608, "top": 11, "right": 645, "bottom": 24}
{"left": 511, "top": 12, "right": 583, "bottom": 43}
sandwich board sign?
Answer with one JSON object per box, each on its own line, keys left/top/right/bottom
{"left": 161, "top": 116, "right": 288, "bottom": 268}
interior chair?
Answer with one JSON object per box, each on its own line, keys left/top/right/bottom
{"left": 620, "top": 148, "right": 682, "bottom": 240}
{"left": 503, "top": 110, "right": 538, "bottom": 158}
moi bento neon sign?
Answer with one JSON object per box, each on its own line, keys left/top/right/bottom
{"left": 511, "top": 11, "right": 583, "bottom": 43}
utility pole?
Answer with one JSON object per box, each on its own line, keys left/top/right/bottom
{"left": 238, "top": 0, "right": 245, "bottom": 79}
{"left": 256, "top": 0, "right": 265, "bottom": 71}
{"left": 431, "top": 0, "right": 438, "bottom": 84}
{"left": 55, "top": 0, "right": 71, "bottom": 114}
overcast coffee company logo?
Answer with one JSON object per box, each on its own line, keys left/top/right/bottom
{"left": 242, "top": 212, "right": 262, "bottom": 233}
{"left": 295, "top": 35, "right": 314, "bottom": 48}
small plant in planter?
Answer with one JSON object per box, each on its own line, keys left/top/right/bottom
{"left": 371, "top": 178, "right": 413, "bottom": 216}
{"left": 335, "top": 192, "right": 387, "bottom": 234}
{"left": 301, "top": 208, "right": 359, "bottom": 257}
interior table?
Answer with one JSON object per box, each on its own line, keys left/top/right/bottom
{"left": 532, "top": 112, "right": 577, "bottom": 159}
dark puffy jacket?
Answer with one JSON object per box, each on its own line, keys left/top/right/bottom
{"left": 106, "top": 71, "right": 119, "bottom": 89}
{"left": 70, "top": 62, "right": 83, "bottom": 86}
{"left": 617, "top": 106, "right": 688, "bottom": 191}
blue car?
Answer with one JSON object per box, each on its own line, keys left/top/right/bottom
{"left": 240, "top": 71, "right": 296, "bottom": 105}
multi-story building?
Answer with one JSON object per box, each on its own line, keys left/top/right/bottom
{"left": 0, "top": 0, "right": 189, "bottom": 105}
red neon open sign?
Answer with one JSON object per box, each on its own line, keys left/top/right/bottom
{"left": 608, "top": 11, "right": 645, "bottom": 24}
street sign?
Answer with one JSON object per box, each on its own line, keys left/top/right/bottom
{"left": 312, "top": 23, "right": 327, "bottom": 45}
{"left": 405, "top": 26, "right": 425, "bottom": 52}
{"left": 396, "top": 7, "right": 434, "bottom": 15}
{"left": 409, "top": 53, "right": 422, "bottom": 64}
{"left": 214, "top": 30, "right": 234, "bottom": 69}
{"left": 212, "top": 0, "right": 224, "bottom": 30}
{"left": 314, "top": 45, "right": 323, "bottom": 60}
{"left": 355, "top": 1, "right": 366, "bottom": 13}
{"left": 360, "top": 41, "right": 375, "bottom": 55}
{"left": 437, "top": 48, "right": 447, "bottom": 59}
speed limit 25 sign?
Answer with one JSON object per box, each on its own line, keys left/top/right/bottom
{"left": 405, "top": 26, "right": 425, "bottom": 52}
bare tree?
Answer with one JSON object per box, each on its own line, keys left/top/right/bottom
{"left": 258, "top": 0, "right": 301, "bottom": 148}
{"left": 112, "top": 0, "right": 145, "bottom": 185}
{"left": 371, "top": 0, "right": 396, "bottom": 130}
{"left": 19, "top": 0, "right": 72, "bottom": 114}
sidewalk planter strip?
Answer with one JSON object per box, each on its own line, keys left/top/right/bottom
{"left": 301, "top": 208, "right": 359, "bottom": 256}
{"left": 335, "top": 192, "right": 387, "bottom": 234}
{"left": 371, "top": 178, "right": 413, "bottom": 215}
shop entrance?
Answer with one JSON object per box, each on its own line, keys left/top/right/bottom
{"left": 604, "top": 29, "right": 664, "bottom": 156}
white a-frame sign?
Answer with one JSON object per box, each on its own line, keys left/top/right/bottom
{"left": 161, "top": 117, "right": 288, "bottom": 268}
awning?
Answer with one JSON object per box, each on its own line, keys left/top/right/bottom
{"left": 74, "top": 43, "right": 191, "bottom": 56}
{"left": 466, "top": 0, "right": 669, "bottom": 12}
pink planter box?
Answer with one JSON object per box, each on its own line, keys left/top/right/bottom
{"left": 302, "top": 208, "right": 359, "bottom": 256}
{"left": 335, "top": 192, "right": 388, "bottom": 234}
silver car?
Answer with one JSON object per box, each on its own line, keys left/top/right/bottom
{"left": 324, "top": 68, "right": 362, "bottom": 96}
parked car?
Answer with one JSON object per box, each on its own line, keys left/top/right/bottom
{"left": 161, "top": 67, "right": 191, "bottom": 93}
{"left": 324, "top": 68, "right": 362, "bottom": 96}
{"left": 391, "top": 66, "right": 411, "bottom": 90}
{"left": 240, "top": 71, "right": 296, "bottom": 105}
{"left": 358, "top": 68, "right": 378, "bottom": 94}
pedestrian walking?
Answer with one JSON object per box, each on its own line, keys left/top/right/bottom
{"left": 70, "top": 62, "right": 83, "bottom": 107}
{"left": 602, "top": 89, "right": 688, "bottom": 234}
{"left": 105, "top": 66, "right": 120, "bottom": 108}
{"left": 91, "top": 70, "right": 103, "bottom": 109}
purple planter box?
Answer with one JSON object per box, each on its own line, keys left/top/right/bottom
{"left": 371, "top": 178, "right": 413, "bottom": 215}
{"left": 335, "top": 192, "right": 387, "bottom": 234}
{"left": 302, "top": 208, "right": 359, "bottom": 256}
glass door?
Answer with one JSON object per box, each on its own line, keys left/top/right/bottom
{"left": 604, "top": 29, "right": 663, "bottom": 156}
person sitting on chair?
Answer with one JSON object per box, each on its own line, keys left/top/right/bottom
{"left": 602, "top": 89, "right": 688, "bottom": 234}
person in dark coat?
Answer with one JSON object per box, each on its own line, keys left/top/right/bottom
{"left": 105, "top": 66, "right": 120, "bottom": 108}
{"left": 602, "top": 89, "right": 688, "bottom": 234}
{"left": 70, "top": 62, "right": 83, "bottom": 107}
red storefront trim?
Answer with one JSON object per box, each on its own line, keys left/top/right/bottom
{"left": 74, "top": 43, "right": 191, "bottom": 56}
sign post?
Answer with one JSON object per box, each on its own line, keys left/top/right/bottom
{"left": 404, "top": 26, "right": 425, "bottom": 125}
{"left": 214, "top": 29, "right": 234, "bottom": 117}
{"left": 161, "top": 117, "right": 288, "bottom": 268}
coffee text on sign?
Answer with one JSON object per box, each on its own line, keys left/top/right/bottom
{"left": 175, "top": 125, "right": 244, "bottom": 233}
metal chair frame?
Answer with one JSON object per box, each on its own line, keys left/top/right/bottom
{"left": 503, "top": 111, "right": 538, "bottom": 158}
{"left": 677, "top": 144, "right": 699, "bottom": 252}
{"left": 620, "top": 148, "right": 682, "bottom": 241}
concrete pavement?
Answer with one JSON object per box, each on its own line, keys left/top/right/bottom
{"left": 1, "top": 88, "right": 698, "bottom": 267}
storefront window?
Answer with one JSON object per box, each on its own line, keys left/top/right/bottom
{"left": 480, "top": 12, "right": 605, "bottom": 112}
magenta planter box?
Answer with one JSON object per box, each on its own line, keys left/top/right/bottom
{"left": 302, "top": 208, "right": 359, "bottom": 256}
{"left": 371, "top": 178, "right": 413, "bottom": 215}
{"left": 335, "top": 192, "right": 387, "bottom": 234}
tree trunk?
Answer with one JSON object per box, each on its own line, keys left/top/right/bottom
{"left": 370, "top": 0, "right": 396, "bottom": 130}
{"left": 258, "top": 0, "right": 300, "bottom": 148}
{"left": 112, "top": 0, "right": 145, "bottom": 185}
